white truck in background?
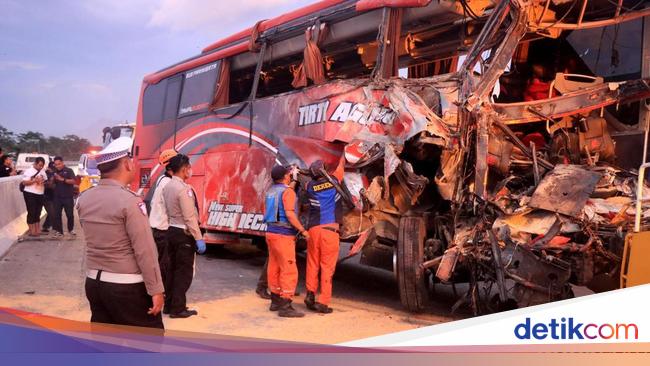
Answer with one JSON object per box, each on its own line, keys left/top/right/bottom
{"left": 15, "top": 153, "right": 51, "bottom": 174}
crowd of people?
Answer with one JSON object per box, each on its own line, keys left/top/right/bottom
{"left": 17, "top": 156, "right": 77, "bottom": 240}
{"left": 1, "top": 146, "right": 78, "bottom": 240}
{"left": 76, "top": 136, "right": 345, "bottom": 330}
{"left": 78, "top": 138, "right": 206, "bottom": 328}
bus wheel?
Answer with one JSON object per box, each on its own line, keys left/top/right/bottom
{"left": 396, "top": 216, "right": 430, "bottom": 313}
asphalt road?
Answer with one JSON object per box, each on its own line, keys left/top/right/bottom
{"left": 0, "top": 223, "right": 461, "bottom": 344}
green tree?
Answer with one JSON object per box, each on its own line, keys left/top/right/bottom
{"left": 60, "top": 135, "right": 91, "bottom": 159}
{"left": 45, "top": 136, "right": 64, "bottom": 157}
{"left": 1, "top": 127, "right": 92, "bottom": 160}
{"left": 16, "top": 131, "right": 47, "bottom": 153}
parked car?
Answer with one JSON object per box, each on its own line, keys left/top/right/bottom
{"left": 15, "top": 153, "right": 50, "bottom": 174}
{"left": 78, "top": 153, "right": 99, "bottom": 177}
{"left": 77, "top": 153, "right": 100, "bottom": 193}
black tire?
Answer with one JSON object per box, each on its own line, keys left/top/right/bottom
{"left": 396, "top": 216, "right": 430, "bottom": 312}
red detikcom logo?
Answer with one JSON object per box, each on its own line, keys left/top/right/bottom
{"left": 515, "top": 318, "right": 639, "bottom": 340}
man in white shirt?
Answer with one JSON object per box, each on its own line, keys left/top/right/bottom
{"left": 21, "top": 157, "right": 48, "bottom": 238}
{"left": 148, "top": 149, "right": 178, "bottom": 298}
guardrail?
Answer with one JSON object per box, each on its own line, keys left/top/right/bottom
{"left": 0, "top": 176, "right": 28, "bottom": 258}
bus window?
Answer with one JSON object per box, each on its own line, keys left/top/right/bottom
{"left": 163, "top": 76, "right": 182, "bottom": 121}
{"left": 225, "top": 19, "right": 380, "bottom": 103}
{"left": 568, "top": 19, "right": 643, "bottom": 81}
{"left": 142, "top": 81, "right": 166, "bottom": 125}
{"left": 179, "top": 61, "right": 221, "bottom": 116}
{"left": 493, "top": 19, "right": 643, "bottom": 105}
{"left": 229, "top": 65, "right": 254, "bottom": 104}
{"left": 258, "top": 64, "right": 296, "bottom": 98}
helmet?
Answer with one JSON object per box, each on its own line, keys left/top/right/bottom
{"left": 159, "top": 149, "right": 178, "bottom": 165}
{"left": 309, "top": 160, "right": 325, "bottom": 178}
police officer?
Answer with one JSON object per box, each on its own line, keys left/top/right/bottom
{"left": 77, "top": 137, "right": 164, "bottom": 329}
{"left": 264, "top": 165, "right": 306, "bottom": 318}
{"left": 303, "top": 158, "right": 345, "bottom": 314}
{"left": 163, "top": 154, "right": 206, "bottom": 318}
{"left": 149, "top": 149, "right": 178, "bottom": 282}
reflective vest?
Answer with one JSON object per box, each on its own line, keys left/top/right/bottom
{"left": 264, "top": 184, "right": 297, "bottom": 235}
{"left": 306, "top": 176, "right": 342, "bottom": 229}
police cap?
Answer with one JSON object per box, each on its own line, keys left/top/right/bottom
{"left": 95, "top": 137, "right": 133, "bottom": 166}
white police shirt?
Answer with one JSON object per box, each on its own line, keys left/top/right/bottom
{"left": 149, "top": 175, "right": 171, "bottom": 230}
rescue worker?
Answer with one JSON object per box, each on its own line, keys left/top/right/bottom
{"left": 149, "top": 149, "right": 178, "bottom": 282}
{"left": 76, "top": 137, "right": 164, "bottom": 329}
{"left": 304, "top": 158, "right": 345, "bottom": 314}
{"left": 264, "top": 165, "right": 307, "bottom": 317}
{"left": 162, "top": 154, "right": 206, "bottom": 318}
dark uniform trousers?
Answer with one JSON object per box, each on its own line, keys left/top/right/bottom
{"left": 165, "top": 227, "right": 196, "bottom": 313}
{"left": 257, "top": 258, "right": 269, "bottom": 289}
{"left": 53, "top": 196, "right": 75, "bottom": 233}
{"left": 42, "top": 198, "right": 54, "bottom": 230}
{"left": 152, "top": 228, "right": 170, "bottom": 285}
{"left": 85, "top": 271, "right": 164, "bottom": 329}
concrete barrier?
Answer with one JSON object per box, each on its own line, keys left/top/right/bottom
{"left": 0, "top": 176, "right": 28, "bottom": 258}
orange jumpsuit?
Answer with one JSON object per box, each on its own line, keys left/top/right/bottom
{"left": 306, "top": 224, "right": 339, "bottom": 305}
{"left": 305, "top": 158, "right": 345, "bottom": 306}
{"left": 265, "top": 188, "right": 298, "bottom": 300}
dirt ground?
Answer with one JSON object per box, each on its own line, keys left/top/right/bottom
{"left": 0, "top": 222, "right": 462, "bottom": 344}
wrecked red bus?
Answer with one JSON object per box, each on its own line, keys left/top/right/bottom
{"left": 133, "top": 0, "right": 650, "bottom": 313}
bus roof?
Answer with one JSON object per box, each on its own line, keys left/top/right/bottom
{"left": 143, "top": 0, "right": 430, "bottom": 84}
{"left": 201, "top": 0, "right": 350, "bottom": 54}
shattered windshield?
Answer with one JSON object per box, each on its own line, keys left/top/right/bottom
{"left": 568, "top": 19, "right": 643, "bottom": 80}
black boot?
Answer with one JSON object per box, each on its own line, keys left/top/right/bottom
{"left": 304, "top": 291, "right": 316, "bottom": 310}
{"left": 269, "top": 293, "right": 281, "bottom": 311}
{"left": 169, "top": 308, "right": 198, "bottom": 318}
{"left": 256, "top": 285, "right": 272, "bottom": 300}
{"left": 278, "top": 298, "right": 305, "bottom": 318}
{"left": 311, "top": 302, "right": 333, "bottom": 314}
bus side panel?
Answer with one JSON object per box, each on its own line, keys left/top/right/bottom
{"left": 176, "top": 81, "right": 402, "bottom": 239}
{"left": 201, "top": 147, "right": 276, "bottom": 237}
{"left": 136, "top": 79, "right": 425, "bottom": 239}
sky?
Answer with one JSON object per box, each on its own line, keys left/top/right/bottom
{"left": 0, "top": 0, "right": 313, "bottom": 144}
